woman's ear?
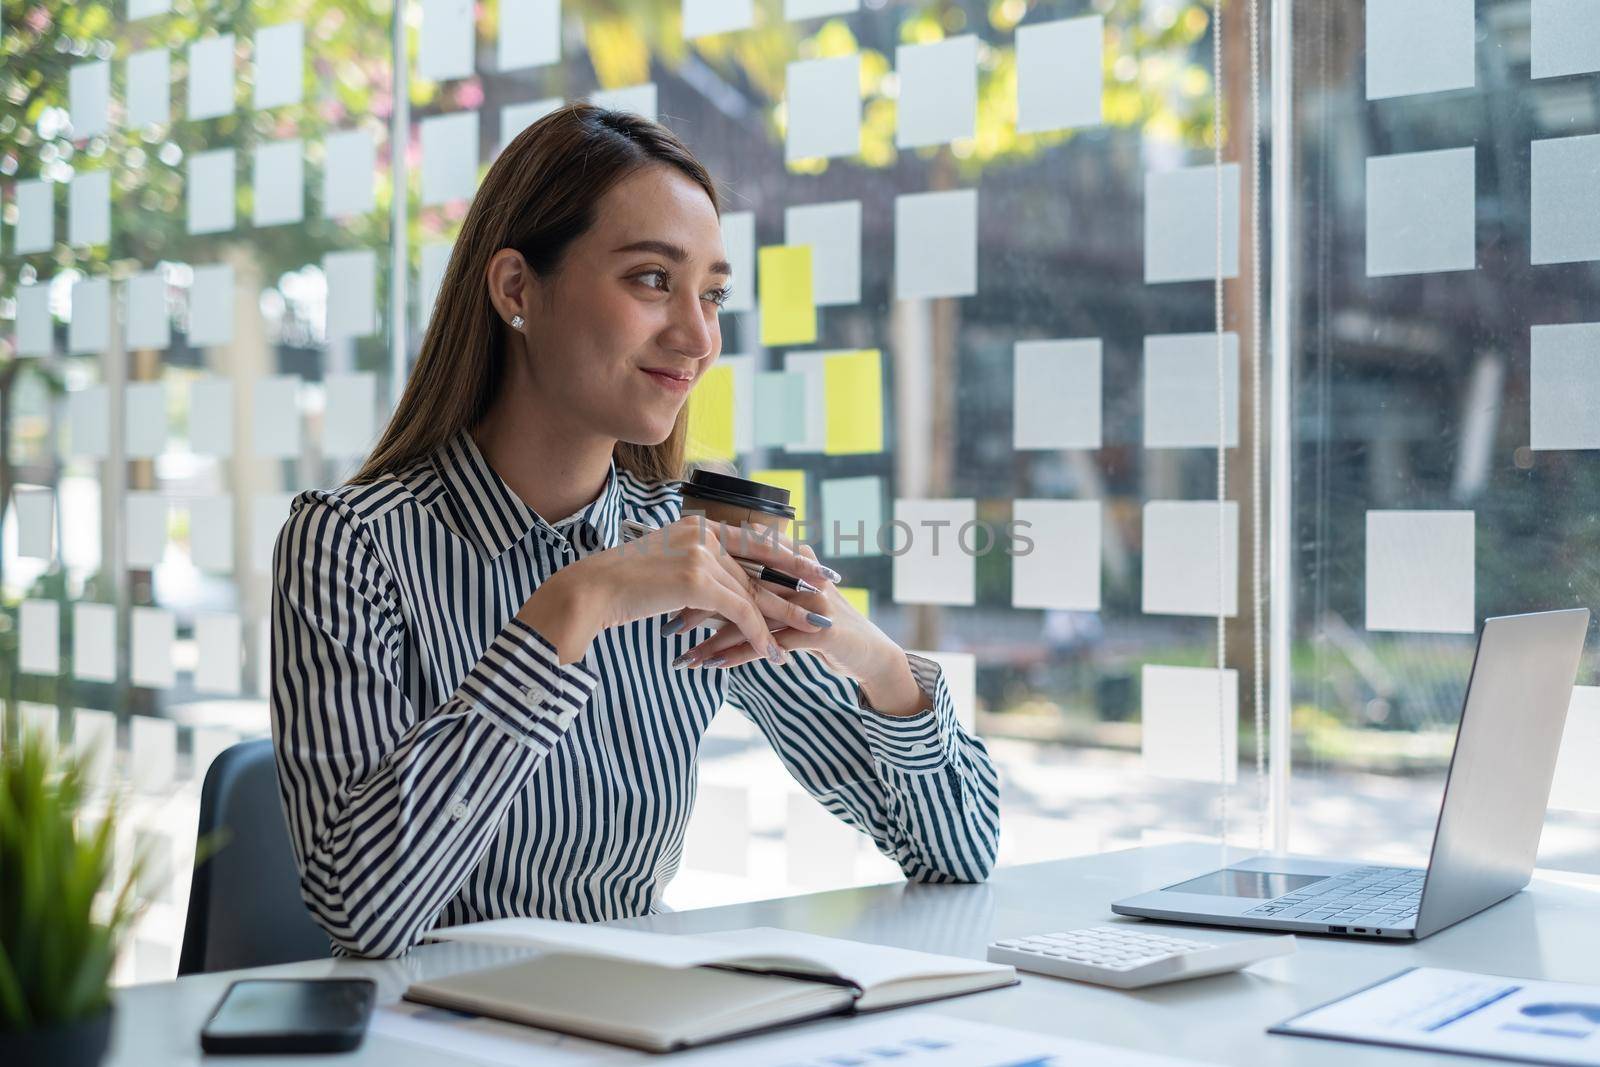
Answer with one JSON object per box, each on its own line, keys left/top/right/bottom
{"left": 485, "top": 248, "right": 538, "bottom": 329}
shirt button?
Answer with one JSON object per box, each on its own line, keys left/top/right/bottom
{"left": 522, "top": 685, "right": 541, "bottom": 701}
{"left": 450, "top": 801, "right": 468, "bottom": 820}
{"left": 909, "top": 742, "right": 929, "bottom": 756}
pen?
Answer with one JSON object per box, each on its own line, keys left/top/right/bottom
{"left": 619, "top": 519, "right": 822, "bottom": 594}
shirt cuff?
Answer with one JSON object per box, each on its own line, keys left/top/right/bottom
{"left": 455, "top": 617, "right": 601, "bottom": 749}
{"left": 856, "top": 652, "right": 956, "bottom": 772}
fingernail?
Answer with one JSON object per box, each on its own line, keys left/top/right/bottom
{"left": 671, "top": 651, "right": 696, "bottom": 668}
{"left": 767, "top": 644, "right": 786, "bottom": 665}
{"left": 806, "top": 612, "right": 833, "bottom": 629}
{"left": 703, "top": 656, "right": 728, "bottom": 668}
{"left": 662, "top": 615, "right": 686, "bottom": 635}
{"left": 821, "top": 566, "right": 843, "bottom": 583}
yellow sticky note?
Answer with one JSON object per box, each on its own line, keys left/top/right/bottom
{"left": 758, "top": 245, "right": 816, "bottom": 347}
{"left": 685, "top": 363, "right": 735, "bottom": 462}
{"left": 839, "top": 586, "right": 871, "bottom": 617}
{"left": 823, "top": 348, "right": 883, "bottom": 455}
{"left": 750, "top": 468, "right": 807, "bottom": 532}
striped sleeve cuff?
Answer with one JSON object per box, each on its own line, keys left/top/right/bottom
{"left": 455, "top": 617, "right": 600, "bottom": 749}
{"left": 856, "top": 652, "right": 956, "bottom": 772}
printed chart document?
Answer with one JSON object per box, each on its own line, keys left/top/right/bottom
{"left": 1272, "top": 966, "right": 1600, "bottom": 1066}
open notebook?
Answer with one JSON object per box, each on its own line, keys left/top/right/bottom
{"left": 403, "top": 919, "right": 1018, "bottom": 1053}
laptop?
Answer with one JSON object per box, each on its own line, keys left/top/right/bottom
{"left": 1112, "top": 608, "right": 1590, "bottom": 940}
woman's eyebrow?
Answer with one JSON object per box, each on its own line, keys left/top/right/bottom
{"left": 612, "top": 239, "right": 732, "bottom": 276}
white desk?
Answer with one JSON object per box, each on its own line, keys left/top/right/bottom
{"left": 106, "top": 843, "right": 1600, "bottom": 1065}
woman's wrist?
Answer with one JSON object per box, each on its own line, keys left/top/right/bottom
{"left": 516, "top": 567, "right": 601, "bottom": 665}
{"left": 854, "top": 644, "right": 930, "bottom": 718}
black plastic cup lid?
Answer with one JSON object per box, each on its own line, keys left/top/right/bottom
{"left": 679, "top": 469, "right": 796, "bottom": 520}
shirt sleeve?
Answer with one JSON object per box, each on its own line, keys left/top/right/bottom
{"left": 270, "top": 491, "right": 600, "bottom": 958}
{"left": 722, "top": 649, "right": 1000, "bottom": 883}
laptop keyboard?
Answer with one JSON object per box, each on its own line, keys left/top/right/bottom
{"left": 1243, "top": 866, "right": 1425, "bottom": 927}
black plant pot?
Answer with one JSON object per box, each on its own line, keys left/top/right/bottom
{"left": 0, "top": 1005, "right": 114, "bottom": 1067}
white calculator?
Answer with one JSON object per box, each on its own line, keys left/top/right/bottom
{"left": 987, "top": 926, "right": 1296, "bottom": 989}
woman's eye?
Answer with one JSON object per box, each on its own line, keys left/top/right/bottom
{"left": 637, "top": 270, "right": 669, "bottom": 291}
{"left": 704, "top": 286, "right": 732, "bottom": 307}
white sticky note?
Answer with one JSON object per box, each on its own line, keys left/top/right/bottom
{"left": 20, "top": 599, "right": 60, "bottom": 675}
{"left": 15, "top": 486, "right": 54, "bottom": 559}
{"left": 126, "top": 48, "right": 171, "bottom": 127}
{"left": 191, "top": 726, "right": 237, "bottom": 782}
{"left": 420, "top": 241, "right": 453, "bottom": 325}
{"left": 124, "top": 381, "right": 168, "bottom": 459}
{"left": 1531, "top": 322, "right": 1600, "bottom": 450}
{"left": 1017, "top": 15, "right": 1103, "bottom": 133}
{"left": 1531, "top": 134, "right": 1600, "bottom": 266}
{"left": 786, "top": 0, "right": 856, "bottom": 17}
{"left": 1142, "top": 501, "right": 1239, "bottom": 617}
{"left": 1366, "top": 147, "right": 1476, "bottom": 277}
{"left": 1532, "top": 0, "right": 1600, "bottom": 79}
{"left": 131, "top": 607, "right": 175, "bottom": 688}
{"left": 499, "top": 0, "right": 560, "bottom": 72}
{"left": 188, "top": 378, "right": 234, "bottom": 459}
{"left": 129, "top": 0, "right": 170, "bottom": 18}
{"left": 15, "top": 180, "right": 54, "bottom": 254}
{"left": 1142, "top": 665, "right": 1238, "bottom": 784}
{"left": 189, "top": 495, "right": 235, "bottom": 571}
{"left": 784, "top": 200, "right": 861, "bottom": 306}
{"left": 785, "top": 792, "right": 860, "bottom": 888}
{"left": 188, "top": 35, "right": 236, "bottom": 121}
{"left": 72, "top": 709, "right": 118, "bottom": 792}
{"left": 253, "top": 139, "right": 305, "bottom": 227}
{"left": 1013, "top": 338, "right": 1101, "bottom": 450}
{"left": 421, "top": 0, "right": 474, "bottom": 81}
{"left": 720, "top": 353, "right": 756, "bottom": 456}
{"left": 253, "top": 492, "right": 297, "bottom": 573}
{"left": 22, "top": 704, "right": 58, "bottom": 751}
{"left": 896, "top": 35, "right": 977, "bottom": 149}
{"left": 125, "top": 491, "right": 169, "bottom": 568}
{"left": 685, "top": 0, "right": 752, "bottom": 38}
{"left": 1011, "top": 499, "right": 1100, "bottom": 612}
{"left": 782, "top": 350, "right": 829, "bottom": 452}
{"left": 720, "top": 211, "right": 755, "bottom": 313}
{"left": 500, "top": 97, "right": 562, "bottom": 151}
{"left": 1144, "top": 332, "right": 1240, "bottom": 449}
{"left": 421, "top": 111, "right": 480, "bottom": 205}
{"left": 16, "top": 284, "right": 53, "bottom": 357}
{"left": 189, "top": 262, "right": 236, "bottom": 347}
{"left": 68, "top": 386, "right": 110, "bottom": 459}
{"left": 195, "top": 612, "right": 243, "bottom": 695}
{"left": 1365, "top": 510, "right": 1475, "bottom": 633}
{"left": 323, "top": 129, "right": 376, "bottom": 217}
{"left": 188, "top": 148, "right": 237, "bottom": 235}
{"left": 58, "top": 479, "right": 102, "bottom": 570}
{"left": 251, "top": 376, "right": 302, "bottom": 458}
{"left": 254, "top": 22, "right": 304, "bottom": 109}
{"left": 684, "top": 783, "right": 750, "bottom": 876}
{"left": 68, "top": 276, "right": 110, "bottom": 355}
{"left": 1145, "top": 164, "right": 1241, "bottom": 283}
{"left": 590, "top": 83, "right": 657, "bottom": 121}
{"left": 73, "top": 602, "right": 118, "bottom": 682}
{"left": 129, "top": 714, "right": 177, "bottom": 792}
{"left": 1549, "top": 686, "right": 1600, "bottom": 812}
{"left": 70, "top": 60, "right": 110, "bottom": 139}
{"left": 126, "top": 270, "right": 171, "bottom": 350}
{"left": 323, "top": 373, "right": 377, "bottom": 458}
{"left": 324, "top": 249, "right": 377, "bottom": 340}
{"left": 909, "top": 650, "right": 977, "bottom": 733}
{"left": 69, "top": 169, "right": 111, "bottom": 247}
{"left": 786, "top": 55, "right": 860, "bottom": 163}
{"left": 895, "top": 188, "right": 978, "bottom": 299}
{"left": 819, "top": 475, "right": 881, "bottom": 558}
{"left": 892, "top": 498, "right": 977, "bottom": 606}
{"left": 1366, "top": 0, "right": 1474, "bottom": 100}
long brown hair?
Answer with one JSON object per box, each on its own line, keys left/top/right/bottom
{"left": 349, "top": 103, "right": 721, "bottom": 486}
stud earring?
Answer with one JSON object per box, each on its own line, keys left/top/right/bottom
{"left": 510, "top": 315, "right": 525, "bottom": 329}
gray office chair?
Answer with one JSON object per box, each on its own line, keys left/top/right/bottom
{"left": 178, "top": 738, "right": 330, "bottom": 974}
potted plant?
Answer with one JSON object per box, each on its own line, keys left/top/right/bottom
{"left": 0, "top": 725, "right": 146, "bottom": 1066}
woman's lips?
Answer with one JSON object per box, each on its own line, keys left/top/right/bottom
{"left": 642, "top": 369, "right": 694, "bottom": 393}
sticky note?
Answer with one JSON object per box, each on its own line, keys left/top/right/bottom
{"left": 188, "top": 263, "right": 235, "bottom": 346}
{"left": 68, "top": 386, "right": 110, "bottom": 458}
{"left": 1142, "top": 501, "right": 1238, "bottom": 617}
{"left": 685, "top": 0, "right": 753, "bottom": 38}
{"left": 1017, "top": 15, "right": 1103, "bottom": 134}
{"left": 418, "top": 241, "right": 453, "bottom": 327}
{"left": 22, "top": 704, "right": 58, "bottom": 751}
{"left": 421, "top": 111, "right": 480, "bottom": 205}
{"left": 683, "top": 782, "right": 751, "bottom": 876}
{"left": 1549, "top": 686, "right": 1600, "bottom": 812}
{"left": 720, "top": 211, "right": 755, "bottom": 313}
{"left": 58, "top": 480, "right": 102, "bottom": 570}
{"left": 820, "top": 476, "right": 881, "bottom": 558}
{"left": 782, "top": 351, "right": 829, "bottom": 452}
{"left": 250, "top": 376, "right": 301, "bottom": 458}
{"left": 1531, "top": 134, "right": 1600, "bottom": 266}
{"left": 129, "top": 713, "right": 176, "bottom": 791}
{"left": 786, "top": 55, "right": 861, "bottom": 163}
{"left": 191, "top": 726, "right": 237, "bottom": 781}
{"left": 720, "top": 354, "right": 756, "bottom": 455}
{"left": 129, "top": 0, "right": 170, "bottom": 17}
{"left": 73, "top": 602, "right": 117, "bottom": 682}
{"left": 754, "top": 371, "right": 807, "bottom": 448}
{"left": 188, "top": 495, "right": 235, "bottom": 571}
{"left": 758, "top": 246, "right": 816, "bottom": 346}
{"left": 323, "top": 129, "right": 376, "bottom": 217}
{"left": 1367, "top": 0, "right": 1474, "bottom": 100}
{"left": 892, "top": 498, "right": 976, "bottom": 606}
{"left": 500, "top": 97, "right": 561, "bottom": 151}
{"left": 189, "top": 376, "right": 234, "bottom": 456}
{"left": 188, "top": 35, "right": 236, "bottom": 121}
{"left": 68, "top": 276, "right": 110, "bottom": 355}
{"left": 1365, "top": 510, "right": 1475, "bottom": 633}
{"left": 253, "top": 139, "right": 305, "bottom": 227}
{"left": 71, "top": 709, "right": 117, "bottom": 792}
{"left": 69, "top": 169, "right": 111, "bottom": 248}
{"left": 124, "top": 382, "right": 168, "bottom": 459}
{"left": 750, "top": 468, "right": 807, "bottom": 529}
{"left": 1145, "top": 164, "right": 1240, "bottom": 283}
{"left": 70, "top": 60, "right": 110, "bottom": 139}
{"left": 125, "top": 491, "right": 169, "bottom": 568}
{"left": 785, "top": 792, "right": 861, "bottom": 888}
{"left": 15, "top": 486, "right": 54, "bottom": 559}
{"left": 839, "top": 586, "right": 870, "bottom": 616}
{"left": 188, "top": 148, "right": 237, "bottom": 235}
{"left": 131, "top": 607, "right": 175, "bottom": 688}
{"left": 253, "top": 492, "right": 297, "bottom": 572}
{"left": 1144, "top": 332, "right": 1241, "bottom": 449}
{"left": 823, "top": 349, "right": 882, "bottom": 454}
{"left": 1532, "top": 0, "right": 1600, "bottom": 79}
{"left": 126, "top": 48, "right": 171, "bottom": 127}
{"left": 1142, "top": 665, "right": 1238, "bottom": 784}
{"left": 1013, "top": 338, "right": 1101, "bottom": 450}
{"left": 590, "top": 83, "right": 657, "bottom": 120}
{"left": 325, "top": 249, "right": 377, "bottom": 340}
{"left": 784, "top": 200, "right": 861, "bottom": 306}
{"left": 126, "top": 270, "right": 171, "bottom": 350}
{"left": 16, "top": 284, "right": 53, "bottom": 356}
{"left": 910, "top": 650, "right": 976, "bottom": 733}
{"left": 20, "top": 599, "right": 60, "bottom": 675}
{"left": 895, "top": 189, "right": 978, "bottom": 299}
{"left": 420, "top": 0, "right": 474, "bottom": 81}
{"left": 15, "top": 180, "right": 54, "bottom": 254}
{"left": 1012, "top": 499, "right": 1101, "bottom": 611}
{"left": 499, "top": 0, "right": 560, "bottom": 72}
{"left": 1367, "top": 147, "right": 1475, "bottom": 277}
{"left": 896, "top": 35, "right": 977, "bottom": 149}
{"left": 323, "top": 372, "right": 377, "bottom": 458}
{"left": 1531, "top": 322, "right": 1600, "bottom": 450}
{"left": 786, "top": 0, "right": 857, "bottom": 18}
{"left": 685, "top": 363, "right": 736, "bottom": 462}
{"left": 254, "top": 23, "right": 304, "bottom": 109}
{"left": 195, "top": 612, "right": 243, "bottom": 695}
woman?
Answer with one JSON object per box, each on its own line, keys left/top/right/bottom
{"left": 271, "top": 104, "right": 999, "bottom": 959}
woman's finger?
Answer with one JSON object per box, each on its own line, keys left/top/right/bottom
{"left": 708, "top": 520, "right": 841, "bottom": 587}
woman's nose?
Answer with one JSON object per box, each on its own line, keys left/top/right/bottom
{"left": 662, "top": 290, "right": 716, "bottom": 359}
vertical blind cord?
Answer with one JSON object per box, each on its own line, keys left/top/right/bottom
{"left": 1214, "top": 0, "right": 1229, "bottom": 848}
{"left": 1249, "top": 0, "right": 1268, "bottom": 852}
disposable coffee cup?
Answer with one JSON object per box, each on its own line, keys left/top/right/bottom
{"left": 678, "top": 469, "right": 796, "bottom": 541}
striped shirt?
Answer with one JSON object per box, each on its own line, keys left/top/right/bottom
{"left": 270, "top": 430, "right": 1000, "bottom": 958}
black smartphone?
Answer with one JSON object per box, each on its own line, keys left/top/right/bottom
{"left": 199, "top": 977, "right": 376, "bottom": 1054}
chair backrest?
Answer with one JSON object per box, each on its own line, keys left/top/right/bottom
{"left": 178, "top": 738, "right": 329, "bottom": 974}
